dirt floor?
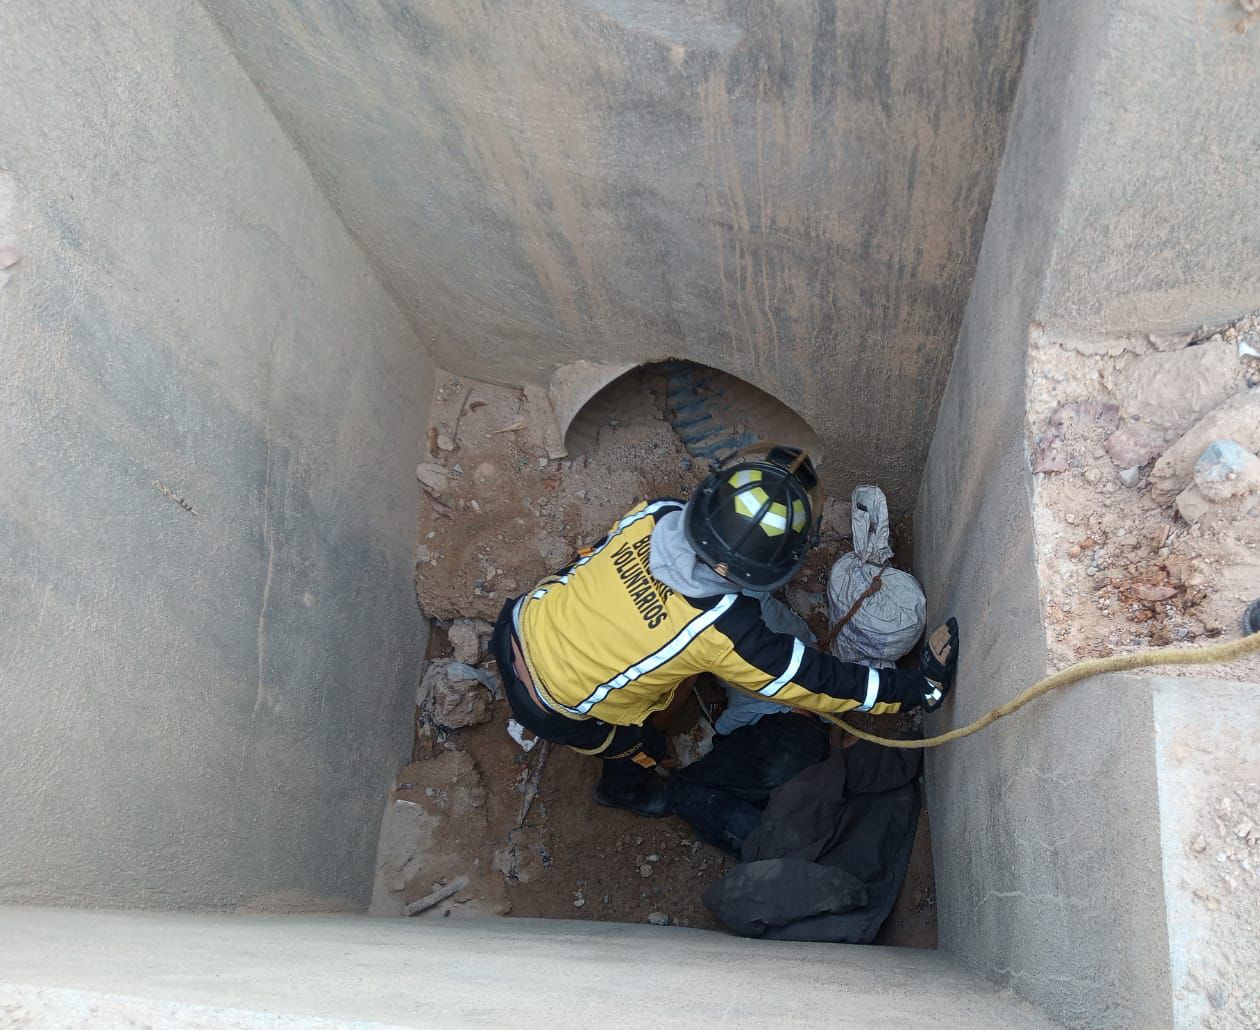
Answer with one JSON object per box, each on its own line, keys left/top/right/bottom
{"left": 1027, "top": 314, "right": 1260, "bottom": 680}
{"left": 372, "top": 368, "right": 936, "bottom": 945}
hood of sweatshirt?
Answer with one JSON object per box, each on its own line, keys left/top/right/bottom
{"left": 648, "top": 507, "right": 740, "bottom": 598}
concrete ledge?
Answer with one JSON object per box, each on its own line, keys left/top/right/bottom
{"left": 0, "top": 907, "right": 1058, "bottom": 1029}
{"left": 1153, "top": 678, "right": 1260, "bottom": 1027}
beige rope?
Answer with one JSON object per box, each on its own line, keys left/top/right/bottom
{"left": 823, "top": 631, "right": 1260, "bottom": 749}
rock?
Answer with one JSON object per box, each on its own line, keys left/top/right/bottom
{"left": 1112, "top": 340, "right": 1248, "bottom": 432}
{"left": 646, "top": 854, "right": 659, "bottom": 863}
{"left": 1175, "top": 485, "right": 1213, "bottom": 524}
{"left": 1193, "top": 439, "right": 1260, "bottom": 502}
{"left": 437, "top": 433, "right": 456, "bottom": 452}
{"left": 1105, "top": 424, "right": 1167, "bottom": 468}
{"left": 431, "top": 664, "right": 492, "bottom": 728}
{"left": 1191, "top": 835, "right": 1207, "bottom": 853}
{"left": 639, "top": 864, "right": 653, "bottom": 878}
{"left": 448, "top": 619, "right": 482, "bottom": 664}
{"left": 1083, "top": 467, "right": 1102, "bottom": 485}
{"left": 1150, "top": 390, "right": 1260, "bottom": 501}
{"left": 415, "top": 463, "right": 448, "bottom": 493}
{"left": 647, "top": 912, "right": 670, "bottom": 926}
{"left": 1118, "top": 466, "right": 1142, "bottom": 488}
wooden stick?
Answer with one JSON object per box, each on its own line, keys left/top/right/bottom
{"left": 516, "top": 741, "right": 552, "bottom": 828}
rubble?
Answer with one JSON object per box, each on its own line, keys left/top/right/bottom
{"left": 1193, "top": 440, "right": 1260, "bottom": 503}
{"left": 421, "top": 660, "right": 493, "bottom": 728}
{"left": 448, "top": 618, "right": 491, "bottom": 664}
{"left": 1118, "top": 466, "right": 1142, "bottom": 489}
{"left": 1028, "top": 312, "right": 1260, "bottom": 679}
{"left": 1112, "top": 339, "right": 1246, "bottom": 430}
{"left": 1105, "top": 423, "right": 1167, "bottom": 468}
{"left": 1150, "top": 390, "right": 1260, "bottom": 502}
{"left": 415, "top": 463, "right": 449, "bottom": 494}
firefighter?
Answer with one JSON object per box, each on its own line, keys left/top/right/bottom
{"left": 490, "top": 445, "right": 959, "bottom": 817}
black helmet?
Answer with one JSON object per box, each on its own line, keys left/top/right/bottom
{"left": 684, "top": 445, "right": 823, "bottom": 592}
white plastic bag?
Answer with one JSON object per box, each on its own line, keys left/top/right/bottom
{"left": 826, "top": 486, "right": 925, "bottom": 667}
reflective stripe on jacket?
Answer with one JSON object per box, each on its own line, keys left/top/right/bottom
{"left": 515, "top": 500, "right": 927, "bottom": 727}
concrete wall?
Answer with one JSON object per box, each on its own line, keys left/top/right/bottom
{"left": 0, "top": 2, "right": 432, "bottom": 910}
{"left": 0, "top": 907, "right": 1060, "bottom": 1029}
{"left": 918, "top": 1, "right": 1260, "bottom": 1026}
{"left": 1154, "top": 679, "right": 1260, "bottom": 1028}
{"left": 1039, "top": 1, "right": 1260, "bottom": 334}
{"left": 196, "top": 0, "right": 1036, "bottom": 510}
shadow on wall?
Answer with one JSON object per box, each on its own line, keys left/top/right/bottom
{"left": 564, "top": 360, "right": 821, "bottom": 469}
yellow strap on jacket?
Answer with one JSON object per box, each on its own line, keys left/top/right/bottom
{"left": 515, "top": 501, "right": 929, "bottom": 727}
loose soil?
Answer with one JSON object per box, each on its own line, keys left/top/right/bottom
{"left": 374, "top": 369, "right": 935, "bottom": 944}
{"left": 1027, "top": 316, "right": 1260, "bottom": 680}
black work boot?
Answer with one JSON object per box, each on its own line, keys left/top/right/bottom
{"left": 593, "top": 777, "right": 672, "bottom": 818}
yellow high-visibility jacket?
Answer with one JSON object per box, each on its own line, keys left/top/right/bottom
{"left": 514, "top": 500, "right": 928, "bottom": 727}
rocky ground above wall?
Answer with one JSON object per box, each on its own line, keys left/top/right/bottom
{"left": 1027, "top": 313, "right": 1260, "bottom": 680}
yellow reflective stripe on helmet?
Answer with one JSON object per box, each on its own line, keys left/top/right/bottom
{"left": 728, "top": 469, "right": 763, "bottom": 488}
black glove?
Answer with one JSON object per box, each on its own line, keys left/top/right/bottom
{"left": 919, "top": 617, "right": 959, "bottom": 712}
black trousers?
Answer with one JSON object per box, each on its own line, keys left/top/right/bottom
{"left": 491, "top": 597, "right": 664, "bottom": 797}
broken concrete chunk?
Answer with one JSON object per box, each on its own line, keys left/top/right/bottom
{"left": 1113, "top": 340, "right": 1248, "bottom": 431}
{"left": 1149, "top": 390, "right": 1260, "bottom": 502}
{"left": 448, "top": 619, "right": 483, "bottom": 664}
{"left": 415, "top": 463, "right": 448, "bottom": 493}
{"left": 1105, "top": 424, "right": 1166, "bottom": 468}
{"left": 1193, "top": 439, "right": 1260, "bottom": 502}
{"left": 417, "top": 659, "right": 449, "bottom": 707}
{"left": 432, "top": 671, "right": 492, "bottom": 728}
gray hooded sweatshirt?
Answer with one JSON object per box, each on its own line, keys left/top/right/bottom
{"left": 649, "top": 507, "right": 814, "bottom": 732}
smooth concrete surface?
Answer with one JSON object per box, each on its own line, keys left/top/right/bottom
{"left": 0, "top": 2, "right": 432, "bottom": 910}
{"left": 0, "top": 907, "right": 1061, "bottom": 1029}
{"left": 196, "top": 0, "right": 1036, "bottom": 510}
{"left": 1154, "top": 680, "right": 1260, "bottom": 1028}
{"left": 1039, "top": 1, "right": 1260, "bottom": 335}
{"left": 918, "top": 2, "right": 1260, "bottom": 1026}
{"left": 917, "top": 3, "right": 1173, "bottom": 1027}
